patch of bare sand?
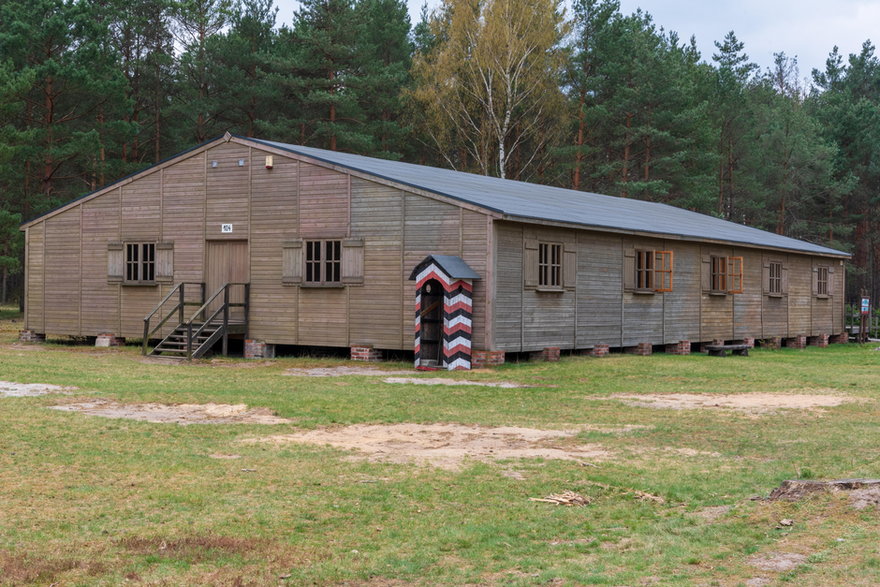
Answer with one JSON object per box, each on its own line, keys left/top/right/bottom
{"left": 243, "top": 423, "right": 609, "bottom": 470}
{"left": 210, "top": 359, "right": 275, "bottom": 368}
{"left": 283, "top": 366, "right": 412, "bottom": 377}
{"left": 612, "top": 391, "right": 857, "bottom": 413}
{"left": 382, "top": 377, "right": 527, "bottom": 388}
{"left": 50, "top": 399, "right": 290, "bottom": 425}
{"left": 748, "top": 552, "right": 808, "bottom": 572}
{"left": 0, "top": 381, "right": 75, "bottom": 397}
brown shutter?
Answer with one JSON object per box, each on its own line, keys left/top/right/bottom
{"left": 623, "top": 248, "right": 636, "bottom": 291}
{"left": 156, "top": 241, "right": 174, "bottom": 283}
{"left": 811, "top": 266, "right": 819, "bottom": 296}
{"left": 341, "top": 238, "right": 364, "bottom": 284}
{"left": 762, "top": 260, "right": 770, "bottom": 294}
{"left": 701, "top": 253, "right": 711, "bottom": 292}
{"left": 828, "top": 266, "right": 835, "bottom": 297}
{"left": 727, "top": 257, "right": 744, "bottom": 293}
{"left": 563, "top": 242, "right": 577, "bottom": 290}
{"left": 282, "top": 239, "right": 303, "bottom": 285}
{"left": 107, "top": 242, "right": 123, "bottom": 283}
{"left": 523, "top": 238, "right": 538, "bottom": 289}
{"left": 782, "top": 264, "right": 789, "bottom": 295}
{"left": 655, "top": 250, "right": 673, "bottom": 292}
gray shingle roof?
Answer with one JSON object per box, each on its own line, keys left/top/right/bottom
{"left": 409, "top": 255, "right": 481, "bottom": 281}
{"left": 253, "top": 138, "right": 849, "bottom": 258}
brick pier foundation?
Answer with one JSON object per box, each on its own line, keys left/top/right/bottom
{"left": 665, "top": 340, "right": 691, "bottom": 355}
{"left": 472, "top": 349, "right": 505, "bottom": 368}
{"left": 350, "top": 345, "right": 382, "bottom": 362}
{"left": 245, "top": 340, "right": 275, "bottom": 359}
{"left": 626, "top": 342, "right": 652, "bottom": 356}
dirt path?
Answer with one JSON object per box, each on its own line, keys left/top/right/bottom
{"left": 50, "top": 399, "right": 290, "bottom": 425}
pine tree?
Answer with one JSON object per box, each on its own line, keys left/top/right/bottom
{"left": 280, "top": 0, "right": 374, "bottom": 152}
{"left": 712, "top": 31, "right": 758, "bottom": 220}
{"left": 206, "top": 0, "right": 279, "bottom": 137}
{"left": 355, "top": 0, "right": 412, "bottom": 159}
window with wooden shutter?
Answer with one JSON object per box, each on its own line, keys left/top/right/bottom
{"left": 120, "top": 242, "right": 156, "bottom": 284}
{"left": 816, "top": 266, "right": 829, "bottom": 297}
{"left": 631, "top": 249, "right": 673, "bottom": 292}
{"left": 768, "top": 261, "right": 782, "bottom": 295}
{"left": 281, "top": 240, "right": 303, "bottom": 285}
{"left": 156, "top": 242, "right": 174, "bottom": 283}
{"left": 538, "top": 242, "right": 562, "bottom": 289}
{"left": 107, "top": 242, "right": 123, "bottom": 283}
{"left": 342, "top": 239, "right": 364, "bottom": 284}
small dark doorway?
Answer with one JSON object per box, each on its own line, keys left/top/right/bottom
{"left": 419, "top": 279, "right": 443, "bottom": 367}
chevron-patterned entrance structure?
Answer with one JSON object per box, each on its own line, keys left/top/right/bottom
{"left": 410, "top": 255, "right": 480, "bottom": 370}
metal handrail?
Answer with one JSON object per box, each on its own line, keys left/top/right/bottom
{"left": 184, "top": 282, "right": 249, "bottom": 324}
{"left": 142, "top": 282, "right": 205, "bottom": 354}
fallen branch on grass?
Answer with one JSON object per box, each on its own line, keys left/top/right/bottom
{"left": 529, "top": 491, "right": 592, "bottom": 506}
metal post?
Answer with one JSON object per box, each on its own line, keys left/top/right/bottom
{"left": 142, "top": 318, "right": 149, "bottom": 355}
{"left": 178, "top": 283, "right": 185, "bottom": 325}
{"left": 187, "top": 322, "right": 193, "bottom": 360}
{"left": 222, "top": 285, "right": 229, "bottom": 356}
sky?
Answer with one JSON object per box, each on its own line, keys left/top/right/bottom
{"left": 273, "top": 0, "right": 880, "bottom": 81}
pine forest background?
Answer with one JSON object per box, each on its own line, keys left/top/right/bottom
{"left": 1, "top": 0, "right": 879, "bottom": 305}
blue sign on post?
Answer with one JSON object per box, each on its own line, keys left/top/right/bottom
{"left": 861, "top": 297, "right": 871, "bottom": 315}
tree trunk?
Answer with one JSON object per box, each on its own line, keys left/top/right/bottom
{"left": 572, "top": 89, "right": 585, "bottom": 190}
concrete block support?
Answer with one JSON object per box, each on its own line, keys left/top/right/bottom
{"left": 350, "top": 345, "right": 381, "bottom": 362}
{"left": 245, "top": 339, "right": 275, "bottom": 359}
{"left": 95, "top": 333, "right": 125, "bottom": 347}
{"left": 472, "top": 349, "right": 505, "bottom": 368}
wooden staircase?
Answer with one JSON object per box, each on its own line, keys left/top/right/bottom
{"left": 143, "top": 282, "right": 249, "bottom": 360}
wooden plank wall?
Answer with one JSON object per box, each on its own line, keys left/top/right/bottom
{"left": 249, "top": 149, "right": 298, "bottom": 343}
{"left": 25, "top": 223, "right": 45, "bottom": 333}
{"left": 81, "top": 189, "right": 120, "bottom": 334}
{"left": 43, "top": 213, "right": 81, "bottom": 334}
{"left": 492, "top": 221, "right": 844, "bottom": 352}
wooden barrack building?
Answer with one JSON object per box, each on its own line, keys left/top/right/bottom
{"left": 20, "top": 134, "right": 850, "bottom": 367}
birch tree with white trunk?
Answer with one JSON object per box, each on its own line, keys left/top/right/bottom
{"left": 410, "top": 0, "right": 568, "bottom": 180}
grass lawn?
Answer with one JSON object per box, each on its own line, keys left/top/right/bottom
{"left": 2, "top": 307, "right": 880, "bottom": 585}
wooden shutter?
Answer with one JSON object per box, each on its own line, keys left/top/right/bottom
{"left": 828, "top": 266, "right": 835, "bottom": 297}
{"left": 156, "top": 241, "right": 174, "bottom": 283}
{"left": 762, "top": 260, "right": 770, "bottom": 294}
{"left": 282, "top": 239, "right": 303, "bottom": 285}
{"left": 727, "top": 257, "right": 744, "bottom": 294}
{"left": 781, "top": 264, "right": 789, "bottom": 295}
{"left": 563, "top": 242, "right": 577, "bottom": 290}
{"left": 700, "top": 253, "right": 711, "bottom": 292}
{"left": 107, "top": 242, "right": 123, "bottom": 283}
{"left": 341, "top": 238, "right": 364, "bottom": 284}
{"left": 811, "top": 266, "right": 819, "bottom": 296}
{"left": 523, "top": 238, "right": 538, "bottom": 289}
{"left": 623, "top": 248, "right": 636, "bottom": 291}
{"left": 654, "top": 251, "right": 673, "bottom": 292}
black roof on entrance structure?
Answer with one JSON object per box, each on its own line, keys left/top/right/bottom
{"left": 252, "top": 138, "right": 849, "bottom": 258}
{"left": 409, "top": 255, "right": 481, "bottom": 281}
